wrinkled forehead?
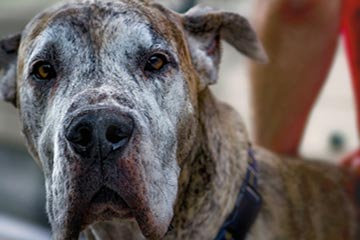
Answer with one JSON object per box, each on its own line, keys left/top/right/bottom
{"left": 20, "top": 0, "right": 182, "bottom": 59}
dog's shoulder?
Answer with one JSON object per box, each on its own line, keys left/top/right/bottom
{"left": 251, "top": 147, "right": 358, "bottom": 240}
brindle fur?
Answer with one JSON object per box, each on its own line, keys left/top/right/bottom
{"left": 0, "top": 0, "right": 358, "bottom": 239}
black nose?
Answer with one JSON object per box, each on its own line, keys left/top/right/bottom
{"left": 65, "top": 109, "right": 134, "bottom": 158}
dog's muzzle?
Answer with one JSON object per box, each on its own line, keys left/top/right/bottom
{"left": 65, "top": 108, "right": 134, "bottom": 159}
{"left": 60, "top": 107, "right": 170, "bottom": 239}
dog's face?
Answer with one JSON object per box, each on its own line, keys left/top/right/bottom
{"left": 0, "top": 0, "right": 266, "bottom": 239}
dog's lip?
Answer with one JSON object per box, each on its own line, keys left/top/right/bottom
{"left": 88, "top": 186, "right": 169, "bottom": 239}
{"left": 86, "top": 187, "right": 133, "bottom": 219}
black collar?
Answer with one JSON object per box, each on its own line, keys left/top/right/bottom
{"left": 215, "top": 144, "right": 262, "bottom": 240}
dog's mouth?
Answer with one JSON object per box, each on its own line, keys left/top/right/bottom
{"left": 83, "top": 187, "right": 133, "bottom": 225}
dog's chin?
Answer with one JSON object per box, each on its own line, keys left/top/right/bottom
{"left": 57, "top": 187, "right": 171, "bottom": 240}
{"left": 82, "top": 187, "right": 134, "bottom": 226}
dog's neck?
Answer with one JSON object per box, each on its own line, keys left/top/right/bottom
{"left": 82, "top": 89, "right": 250, "bottom": 239}
{"left": 168, "top": 89, "right": 250, "bottom": 239}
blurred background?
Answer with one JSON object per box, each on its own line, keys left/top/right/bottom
{"left": 0, "top": 0, "right": 357, "bottom": 239}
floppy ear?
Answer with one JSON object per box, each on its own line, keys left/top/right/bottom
{"left": 183, "top": 5, "right": 267, "bottom": 89}
{"left": 0, "top": 33, "right": 21, "bottom": 106}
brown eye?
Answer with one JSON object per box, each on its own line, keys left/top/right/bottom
{"left": 145, "top": 54, "right": 168, "bottom": 72}
{"left": 32, "top": 62, "right": 56, "bottom": 80}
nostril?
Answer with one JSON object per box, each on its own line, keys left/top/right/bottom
{"left": 106, "top": 125, "right": 130, "bottom": 150}
{"left": 68, "top": 125, "right": 93, "bottom": 147}
{"left": 65, "top": 111, "right": 134, "bottom": 157}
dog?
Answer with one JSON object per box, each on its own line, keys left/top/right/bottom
{"left": 0, "top": 0, "right": 358, "bottom": 239}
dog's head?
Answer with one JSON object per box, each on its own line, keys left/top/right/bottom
{"left": 0, "top": 0, "right": 266, "bottom": 239}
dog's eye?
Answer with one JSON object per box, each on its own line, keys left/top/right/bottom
{"left": 145, "top": 54, "right": 169, "bottom": 72}
{"left": 32, "top": 62, "right": 56, "bottom": 80}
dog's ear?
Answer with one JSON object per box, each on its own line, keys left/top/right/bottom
{"left": 183, "top": 5, "right": 267, "bottom": 89}
{"left": 0, "top": 33, "right": 21, "bottom": 106}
